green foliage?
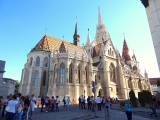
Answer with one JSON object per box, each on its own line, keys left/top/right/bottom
{"left": 129, "top": 90, "right": 136, "bottom": 105}
{"left": 14, "top": 80, "right": 20, "bottom": 94}
{"left": 157, "top": 79, "right": 160, "bottom": 86}
{"left": 138, "top": 90, "right": 152, "bottom": 107}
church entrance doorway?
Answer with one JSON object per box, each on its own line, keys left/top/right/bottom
{"left": 98, "top": 89, "right": 104, "bottom": 97}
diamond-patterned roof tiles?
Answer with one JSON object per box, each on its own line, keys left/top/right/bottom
{"left": 31, "top": 35, "right": 83, "bottom": 52}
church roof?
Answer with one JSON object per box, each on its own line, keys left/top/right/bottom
{"left": 122, "top": 39, "right": 131, "bottom": 60}
{"left": 31, "top": 35, "right": 83, "bottom": 52}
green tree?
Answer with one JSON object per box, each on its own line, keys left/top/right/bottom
{"left": 129, "top": 90, "right": 136, "bottom": 106}
{"left": 14, "top": 80, "right": 20, "bottom": 94}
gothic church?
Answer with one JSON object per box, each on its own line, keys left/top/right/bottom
{"left": 20, "top": 8, "right": 151, "bottom": 101}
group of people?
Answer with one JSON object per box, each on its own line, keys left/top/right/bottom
{"left": 40, "top": 95, "right": 61, "bottom": 112}
{"left": 0, "top": 93, "right": 36, "bottom": 120}
{"left": 78, "top": 95, "right": 111, "bottom": 119}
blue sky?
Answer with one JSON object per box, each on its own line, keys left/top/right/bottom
{"left": 0, "top": 0, "right": 159, "bottom": 80}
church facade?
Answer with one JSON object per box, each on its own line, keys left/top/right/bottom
{"left": 20, "top": 8, "right": 151, "bottom": 101}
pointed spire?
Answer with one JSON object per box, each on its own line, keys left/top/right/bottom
{"left": 86, "top": 28, "right": 91, "bottom": 45}
{"left": 98, "top": 7, "right": 103, "bottom": 25}
{"left": 122, "top": 34, "right": 131, "bottom": 61}
{"left": 73, "top": 17, "right": 80, "bottom": 46}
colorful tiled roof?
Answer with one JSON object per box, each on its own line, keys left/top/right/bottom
{"left": 93, "top": 43, "right": 101, "bottom": 56}
{"left": 31, "top": 35, "right": 82, "bottom": 52}
{"left": 122, "top": 40, "right": 131, "bottom": 60}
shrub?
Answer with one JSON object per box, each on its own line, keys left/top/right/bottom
{"left": 138, "top": 90, "right": 152, "bottom": 107}
{"left": 129, "top": 90, "right": 136, "bottom": 105}
{"left": 157, "top": 79, "right": 160, "bottom": 86}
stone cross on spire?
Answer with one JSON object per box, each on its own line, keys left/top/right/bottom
{"left": 98, "top": 6, "right": 103, "bottom": 25}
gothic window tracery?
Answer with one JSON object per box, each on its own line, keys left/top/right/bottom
{"left": 128, "top": 79, "right": 131, "bottom": 88}
{"left": 36, "top": 56, "right": 40, "bottom": 67}
{"left": 43, "top": 57, "right": 48, "bottom": 67}
{"left": 60, "top": 63, "right": 65, "bottom": 83}
{"left": 69, "top": 63, "right": 72, "bottom": 83}
{"left": 78, "top": 65, "right": 80, "bottom": 84}
{"left": 34, "top": 71, "right": 39, "bottom": 86}
{"left": 138, "top": 80, "right": 141, "bottom": 89}
{"left": 30, "top": 57, "right": 33, "bottom": 66}
{"left": 109, "top": 63, "right": 116, "bottom": 82}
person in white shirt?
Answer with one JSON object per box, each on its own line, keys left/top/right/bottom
{"left": 2, "top": 96, "right": 9, "bottom": 116}
{"left": 96, "top": 96, "right": 102, "bottom": 111}
{"left": 6, "top": 95, "right": 18, "bottom": 120}
{"left": 55, "top": 96, "right": 60, "bottom": 111}
{"left": 45, "top": 97, "right": 49, "bottom": 112}
{"left": 30, "top": 94, "right": 36, "bottom": 120}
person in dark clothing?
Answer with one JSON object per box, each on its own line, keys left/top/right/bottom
{"left": 2, "top": 96, "right": 9, "bottom": 116}
{"left": 24, "top": 95, "right": 30, "bottom": 120}
{"left": 41, "top": 95, "right": 45, "bottom": 112}
{"left": 63, "top": 96, "right": 66, "bottom": 108}
{"left": 87, "top": 96, "right": 91, "bottom": 110}
{"left": 78, "top": 97, "right": 81, "bottom": 108}
{"left": 150, "top": 104, "right": 158, "bottom": 118}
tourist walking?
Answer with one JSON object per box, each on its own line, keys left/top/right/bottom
{"left": 29, "top": 94, "right": 36, "bottom": 120}
{"left": 16, "top": 96, "right": 24, "bottom": 120}
{"left": 150, "top": 103, "right": 158, "bottom": 118}
{"left": 51, "top": 96, "right": 55, "bottom": 112}
{"left": 24, "top": 95, "right": 30, "bottom": 120}
{"left": 66, "top": 97, "right": 70, "bottom": 107}
{"left": 95, "top": 96, "right": 102, "bottom": 111}
{"left": 87, "top": 96, "right": 91, "bottom": 110}
{"left": 5, "top": 94, "right": 18, "bottom": 120}
{"left": 2, "top": 96, "right": 9, "bottom": 116}
{"left": 91, "top": 96, "right": 95, "bottom": 112}
{"left": 0, "top": 96, "right": 3, "bottom": 117}
{"left": 63, "top": 96, "right": 66, "bottom": 108}
{"left": 125, "top": 100, "right": 132, "bottom": 120}
{"left": 45, "top": 96, "right": 49, "bottom": 112}
{"left": 40, "top": 95, "right": 45, "bottom": 112}
{"left": 105, "top": 98, "right": 110, "bottom": 120}
{"left": 78, "top": 96, "right": 81, "bottom": 108}
{"left": 56, "top": 96, "right": 60, "bottom": 111}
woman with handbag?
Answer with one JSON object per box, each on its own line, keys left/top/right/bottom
{"left": 5, "top": 95, "right": 18, "bottom": 120}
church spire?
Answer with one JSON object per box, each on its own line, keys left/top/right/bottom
{"left": 73, "top": 17, "right": 80, "bottom": 46}
{"left": 122, "top": 34, "right": 131, "bottom": 61}
{"left": 86, "top": 28, "right": 91, "bottom": 45}
{"left": 98, "top": 7, "right": 103, "bottom": 25}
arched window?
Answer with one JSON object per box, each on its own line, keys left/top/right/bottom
{"left": 43, "top": 57, "right": 48, "bottom": 67}
{"left": 36, "top": 56, "right": 40, "bottom": 67}
{"left": 112, "top": 51, "right": 113, "bottom": 56}
{"left": 30, "top": 57, "right": 33, "bottom": 66}
{"left": 60, "top": 63, "right": 65, "bottom": 83}
{"left": 78, "top": 65, "right": 80, "bottom": 84}
{"left": 109, "top": 63, "right": 116, "bottom": 82}
{"left": 108, "top": 50, "right": 109, "bottom": 55}
{"left": 42, "top": 71, "right": 46, "bottom": 86}
{"left": 95, "top": 75, "right": 97, "bottom": 84}
{"left": 34, "top": 71, "right": 39, "bottom": 86}
{"left": 138, "top": 80, "right": 141, "bottom": 89}
{"left": 69, "top": 63, "right": 72, "bottom": 83}
{"left": 85, "top": 66, "right": 87, "bottom": 84}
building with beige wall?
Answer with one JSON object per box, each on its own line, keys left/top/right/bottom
{"left": 20, "top": 7, "right": 151, "bottom": 101}
{"left": 141, "top": 0, "right": 160, "bottom": 71}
